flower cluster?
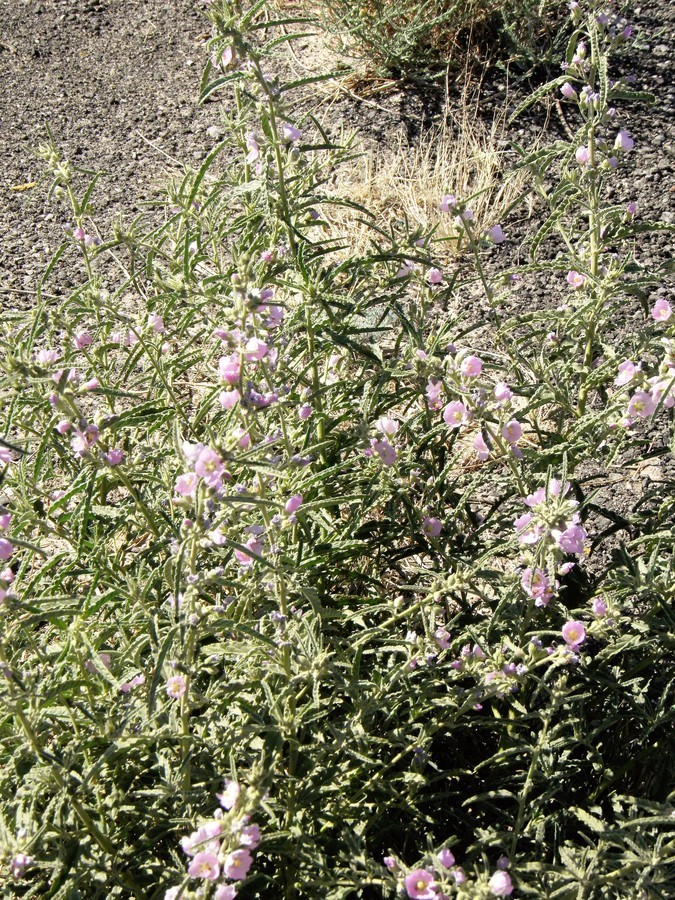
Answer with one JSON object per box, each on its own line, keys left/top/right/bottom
{"left": 387, "top": 849, "right": 514, "bottom": 897}
{"left": 165, "top": 781, "right": 261, "bottom": 899}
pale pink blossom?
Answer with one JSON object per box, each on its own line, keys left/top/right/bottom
{"left": 562, "top": 620, "right": 586, "bottom": 649}
{"left": 166, "top": 675, "right": 188, "bottom": 699}
{"left": 188, "top": 851, "right": 220, "bottom": 880}
{"left": 375, "top": 416, "right": 399, "bottom": 437}
{"left": 0, "top": 539, "right": 13, "bottom": 561}
{"left": 561, "top": 82, "right": 577, "bottom": 99}
{"left": 218, "top": 780, "right": 241, "bottom": 810}
{"left": 615, "top": 360, "right": 639, "bottom": 386}
{"left": 614, "top": 130, "right": 634, "bottom": 151}
{"left": 215, "top": 886, "right": 238, "bottom": 900}
{"left": 74, "top": 331, "right": 93, "bottom": 350}
{"left": 119, "top": 673, "right": 145, "bottom": 693}
{"left": 427, "top": 267, "right": 443, "bottom": 285}
{"left": 488, "top": 224, "right": 505, "bottom": 244}
{"left": 521, "top": 568, "right": 553, "bottom": 606}
{"left": 103, "top": 448, "right": 125, "bottom": 466}
{"left": 439, "top": 194, "right": 457, "bottom": 212}
{"left": 494, "top": 381, "right": 513, "bottom": 402}
{"left": 55, "top": 420, "right": 72, "bottom": 434}
{"left": 281, "top": 123, "right": 302, "bottom": 142}
{"left": 195, "top": 447, "right": 225, "bottom": 489}
{"left": 285, "top": 494, "right": 304, "bottom": 514}
{"left": 460, "top": 355, "right": 483, "bottom": 378}
{"left": 651, "top": 298, "right": 672, "bottom": 322}
{"left": 473, "top": 432, "right": 489, "bottom": 460}
{"left": 219, "top": 354, "right": 241, "bottom": 385}
{"left": 489, "top": 870, "right": 514, "bottom": 896}
{"left": 566, "top": 270, "right": 585, "bottom": 289}
{"left": 592, "top": 598, "right": 607, "bottom": 616}
{"left": 175, "top": 472, "right": 198, "bottom": 497}
{"left": 555, "top": 523, "right": 587, "bottom": 554}
{"left": 628, "top": 390, "right": 656, "bottom": 419}
{"left": 501, "top": 419, "right": 522, "bottom": 444}
{"left": 219, "top": 388, "right": 241, "bottom": 410}
{"left": 426, "top": 379, "right": 443, "bottom": 409}
{"left": 244, "top": 338, "right": 268, "bottom": 362}
{"left": 443, "top": 401, "right": 471, "bottom": 428}
{"left": 298, "top": 404, "right": 313, "bottom": 420}
{"left": 404, "top": 869, "right": 437, "bottom": 899}
{"left": 422, "top": 516, "right": 442, "bottom": 538}
{"left": 434, "top": 628, "right": 451, "bottom": 650}
{"left": 575, "top": 146, "right": 590, "bottom": 166}
{"left": 371, "top": 438, "right": 397, "bottom": 466}
{"left": 438, "top": 848, "right": 455, "bottom": 868}
{"left": 223, "top": 849, "right": 253, "bottom": 880}
{"left": 148, "top": 313, "right": 166, "bottom": 333}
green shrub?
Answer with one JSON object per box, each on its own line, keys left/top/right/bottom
{"left": 289, "top": 0, "right": 565, "bottom": 78}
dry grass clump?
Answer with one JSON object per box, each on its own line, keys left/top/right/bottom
{"left": 321, "top": 101, "right": 527, "bottom": 261}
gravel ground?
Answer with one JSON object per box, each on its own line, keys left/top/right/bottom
{"left": 0, "top": 0, "right": 212, "bottom": 313}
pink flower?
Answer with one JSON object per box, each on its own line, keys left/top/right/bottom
{"left": 298, "top": 404, "right": 313, "bottom": 420}
{"left": 562, "top": 620, "right": 586, "bottom": 649}
{"left": 371, "top": 438, "right": 397, "bottom": 466}
{"left": 240, "top": 823, "right": 261, "bottom": 848}
{"left": 375, "top": 416, "right": 399, "bottom": 437}
{"left": 119, "top": 673, "right": 145, "bottom": 693}
{"left": 561, "top": 82, "right": 577, "bottom": 99}
{"left": 422, "top": 516, "right": 442, "bottom": 538}
{"left": 473, "top": 432, "right": 489, "bottom": 460}
{"left": 566, "top": 270, "right": 585, "bottom": 289}
{"left": 443, "top": 401, "right": 471, "bottom": 428}
{"left": 71, "top": 424, "right": 100, "bottom": 457}
{"left": 427, "top": 267, "right": 443, "bottom": 285}
{"left": 650, "top": 379, "right": 675, "bottom": 409}
{"left": 282, "top": 123, "right": 302, "bottom": 142}
{"left": 437, "top": 848, "right": 455, "bottom": 868}
{"left": 220, "top": 388, "right": 241, "bottom": 410}
{"left": 218, "top": 780, "right": 241, "bottom": 810}
{"left": 188, "top": 851, "right": 220, "bottom": 881}
{"left": 488, "top": 225, "right": 505, "bottom": 244}
{"left": 103, "top": 448, "right": 125, "bottom": 466}
{"left": 628, "top": 390, "right": 656, "bottom": 419}
{"left": 404, "top": 869, "right": 437, "bottom": 899}
{"left": 148, "top": 313, "right": 166, "bottom": 333}
{"left": 234, "top": 538, "right": 263, "bottom": 566}
{"left": 521, "top": 568, "right": 554, "bottom": 606}
{"left": 0, "top": 539, "right": 13, "bottom": 561}
{"left": 615, "top": 360, "right": 639, "bottom": 386}
{"left": 439, "top": 194, "right": 457, "bottom": 212}
{"left": 514, "top": 512, "right": 541, "bottom": 544}
{"left": 651, "top": 298, "right": 672, "bottom": 322}
{"left": 55, "top": 420, "right": 72, "bottom": 434}
{"left": 84, "top": 378, "right": 100, "bottom": 391}
{"left": 494, "top": 381, "right": 513, "bottom": 402}
{"left": 614, "top": 130, "right": 634, "bottom": 151}
{"left": 460, "top": 355, "right": 482, "bottom": 378}
{"left": 232, "top": 427, "right": 251, "bottom": 449}
{"left": 175, "top": 472, "right": 198, "bottom": 497}
{"left": 215, "top": 886, "right": 238, "bottom": 900}
{"left": 592, "top": 598, "right": 607, "bottom": 616}
{"left": 434, "top": 628, "right": 451, "bottom": 650}
{"left": 489, "top": 870, "right": 514, "bottom": 896}
{"left": 195, "top": 447, "right": 225, "bottom": 489}
{"left": 219, "top": 354, "right": 241, "bottom": 385}
{"left": 10, "top": 853, "right": 33, "bottom": 879}
{"left": 223, "top": 849, "right": 253, "bottom": 880}
{"left": 426, "top": 379, "right": 443, "bottom": 410}
{"left": 0, "top": 514, "right": 11, "bottom": 531}
{"left": 383, "top": 856, "right": 397, "bottom": 870}
{"left": 575, "top": 146, "right": 590, "bottom": 166}
{"left": 166, "top": 675, "right": 187, "bottom": 699}
{"left": 555, "top": 524, "right": 587, "bottom": 555}
{"left": 244, "top": 338, "right": 268, "bottom": 362}
{"left": 285, "top": 494, "right": 304, "bottom": 514}
{"left": 501, "top": 419, "right": 522, "bottom": 444}
{"left": 74, "top": 331, "right": 93, "bottom": 350}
